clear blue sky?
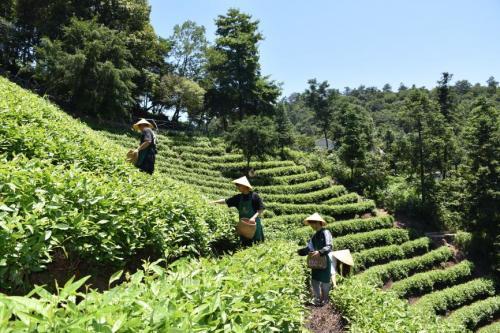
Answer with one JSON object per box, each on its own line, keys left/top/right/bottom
{"left": 149, "top": 0, "right": 500, "bottom": 96}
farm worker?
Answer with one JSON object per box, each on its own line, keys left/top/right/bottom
{"left": 297, "top": 213, "right": 333, "bottom": 306}
{"left": 132, "top": 119, "right": 158, "bottom": 175}
{"left": 212, "top": 176, "right": 265, "bottom": 247}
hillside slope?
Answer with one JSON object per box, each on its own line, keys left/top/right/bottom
{"left": 98, "top": 108, "right": 500, "bottom": 332}
{"left": 0, "top": 77, "right": 238, "bottom": 294}
{"left": 0, "top": 77, "right": 498, "bottom": 332}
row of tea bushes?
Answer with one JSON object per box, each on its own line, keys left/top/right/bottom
{"left": 390, "top": 260, "right": 475, "bottom": 298}
{"left": 256, "top": 177, "right": 331, "bottom": 194}
{"left": 414, "top": 278, "right": 497, "bottom": 315}
{"left": 266, "top": 200, "right": 376, "bottom": 218}
{"left": 0, "top": 242, "right": 308, "bottom": 332}
{"left": 352, "top": 237, "right": 431, "bottom": 271}
{"left": 358, "top": 246, "right": 454, "bottom": 287}
{"left": 331, "top": 276, "right": 461, "bottom": 332}
{"left": 0, "top": 156, "right": 238, "bottom": 293}
{"left": 446, "top": 296, "right": 500, "bottom": 331}
{"left": 261, "top": 186, "right": 346, "bottom": 204}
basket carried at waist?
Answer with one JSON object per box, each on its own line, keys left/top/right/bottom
{"left": 236, "top": 218, "right": 256, "bottom": 239}
{"left": 126, "top": 149, "right": 138, "bottom": 164}
{"left": 307, "top": 254, "right": 327, "bottom": 269}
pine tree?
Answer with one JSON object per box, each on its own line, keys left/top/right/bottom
{"left": 304, "top": 79, "right": 335, "bottom": 149}
{"left": 338, "top": 103, "right": 373, "bottom": 181}
{"left": 465, "top": 98, "right": 499, "bottom": 235}
{"left": 205, "top": 9, "right": 280, "bottom": 128}
{"left": 274, "top": 103, "right": 295, "bottom": 158}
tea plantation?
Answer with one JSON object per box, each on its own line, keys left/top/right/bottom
{"left": 0, "top": 77, "right": 498, "bottom": 332}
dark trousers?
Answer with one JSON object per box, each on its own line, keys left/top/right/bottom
{"left": 138, "top": 153, "right": 155, "bottom": 175}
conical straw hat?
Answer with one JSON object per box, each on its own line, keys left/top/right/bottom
{"left": 332, "top": 249, "right": 354, "bottom": 266}
{"left": 133, "top": 119, "right": 153, "bottom": 131}
{"left": 304, "top": 213, "right": 327, "bottom": 226}
{"left": 233, "top": 176, "right": 252, "bottom": 190}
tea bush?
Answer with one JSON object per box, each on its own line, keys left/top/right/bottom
{"left": 415, "top": 278, "right": 496, "bottom": 314}
{"left": 390, "top": 260, "right": 474, "bottom": 298}
{"left": 353, "top": 237, "right": 431, "bottom": 271}
{"left": 0, "top": 242, "right": 307, "bottom": 332}
{"left": 447, "top": 296, "right": 500, "bottom": 331}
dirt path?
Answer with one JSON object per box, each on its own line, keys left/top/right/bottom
{"left": 305, "top": 303, "right": 345, "bottom": 333}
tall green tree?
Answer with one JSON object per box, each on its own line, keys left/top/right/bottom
{"left": 168, "top": 20, "right": 208, "bottom": 81}
{"left": 1, "top": 0, "right": 167, "bottom": 118}
{"left": 436, "top": 72, "right": 457, "bottom": 179}
{"left": 274, "top": 102, "right": 295, "bottom": 157}
{"left": 35, "top": 19, "right": 138, "bottom": 119}
{"left": 464, "top": 98, "right": 499, "bottom": 240}
{"left": 337, "top": 102, "right": 374, "bottom": 180}
{"left": 401, "top": 89, "right": 445, "bottom": 206}
{"left": 164, "top": 21, "right": 209, "bottom": 123}
{"left": 153, "top": 74, "right": 205, "bottom": 122}
{"left": 304, "top": 79, "right": 335, "bottom": 149}
{"left": 226, "top": 115, "right": 278, "bottom": 169}
{"left": 486, "top": 76, "right": 498, "bottom": 96}
{"left": 205, "top": 9, "right": 280, "bottom": 128}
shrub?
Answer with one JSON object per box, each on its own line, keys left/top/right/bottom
{"left": 447, "top": 296, "right": 500, "bottom": 331}
{"left": 256, "top": 177, "right": 332, "bottom": 194}
{"left": 390, "top": 260, "right": 474, "bottom": 298}
{"left": 415, "top": 278, "right": 496, "bottom": 315}
{"left": 255, "top": 165, "right": 307, "bottom": 177}
{"left": 380, "top": 176, "right": 422, "bottom": 215}
{"left": 266, "top": 200, "right": 376, "bottom": 218}
{"left": 353, "top": 237, "right": 431, "bottom": 271}
{"left": 454, "top": 231, "right": 473, "bottom": 255}
{"left": 0, "top": 156, "right": 238, "bottom": 293}
{"left": 334, "top": 228, "right": 410, "bottom": 252}
{"left": 331, "top": 276, "right": 461, "bottom": 332}
{"left": 179, "top": 152, "right": 242, "bottom": 163}
{"left": 323, "top": 192, "right": 359, "bottom": 205}
{"left": 477, "top": 321, "right": 500, "bottom": 333}
{"left": 0, "top": 242, "right": 308, "bottom": 332}
{"left": 359, "top": 246, "right": 454, "bottom": 287}
{"left": 265, "top": 214, "right": 336, "bottom": 227}
{"left": 258, "top": 172, "right": 320, "bottom": 185}
{"left": 262, "top": 186, "right": 346, "bottom": 204}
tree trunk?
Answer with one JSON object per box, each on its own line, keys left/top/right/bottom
{"left": 442, "top": 146, "right": 448, "bottom": 179}
{"left": 324, "top": 130, "right": 329, "bottom": 149}
{"left": 205, "top": 116, "right": 213, "bottom": 135}
{"left": 172, "top": 103, "right": 181, "bottom": 122}
{"left": 222, "top": 116, "right": 228, "bottom": 131}
{"left": 417, "top": 121, "right": 426, "bottom": 205}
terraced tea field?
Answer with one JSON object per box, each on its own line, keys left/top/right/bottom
{"left": 102, "top": 125, "right": 499, "bottom": 332}
{"left": 0, "top": 76, "right": 498, "bottom": 332}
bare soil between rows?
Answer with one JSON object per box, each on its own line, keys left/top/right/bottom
{"left": 305, "top": 303, "right": 345, "bottom": 333}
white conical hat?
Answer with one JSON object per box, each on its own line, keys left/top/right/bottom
{"left": 332, "top": 249, "right": 354, "bottom": 266}
{"left": 233, "top": 176, "right": 252, "bottom": 190}
{"left": 133, "top": 119, "right": 153, "bottom": 131}
{"left": 304, "top": 213, "right": 327, "bottom": 226}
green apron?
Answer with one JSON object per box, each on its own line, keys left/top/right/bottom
{"left": 135, "top": 148, "right": 149, "bottom": 167}
{"left": 311, "top": 229, "right": 331, "bottom": 283}
{"left": 238, "top": 195, "right": 264, "bottom": 246}
{"left": 135, "top": 130, "right": 156, "bottom": 167}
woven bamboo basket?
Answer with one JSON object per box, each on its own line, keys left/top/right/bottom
{"left": 236, "top": 218, "right": 256, "bottom": 239}
{"left": 307, "top": 254, "right": 327, "bottom": 269}
{"left": 126, "top": 149, "right": 138, "bottom": 164}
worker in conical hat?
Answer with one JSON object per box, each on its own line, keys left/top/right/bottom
{"left": 212, "top": 176, "right": 265, "bottom": 247}
{"left": 297, "top": 213, "right": 333, "bottom": 306}
{"left": 132, "top": 119, "right": 158, "bottom": 175}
